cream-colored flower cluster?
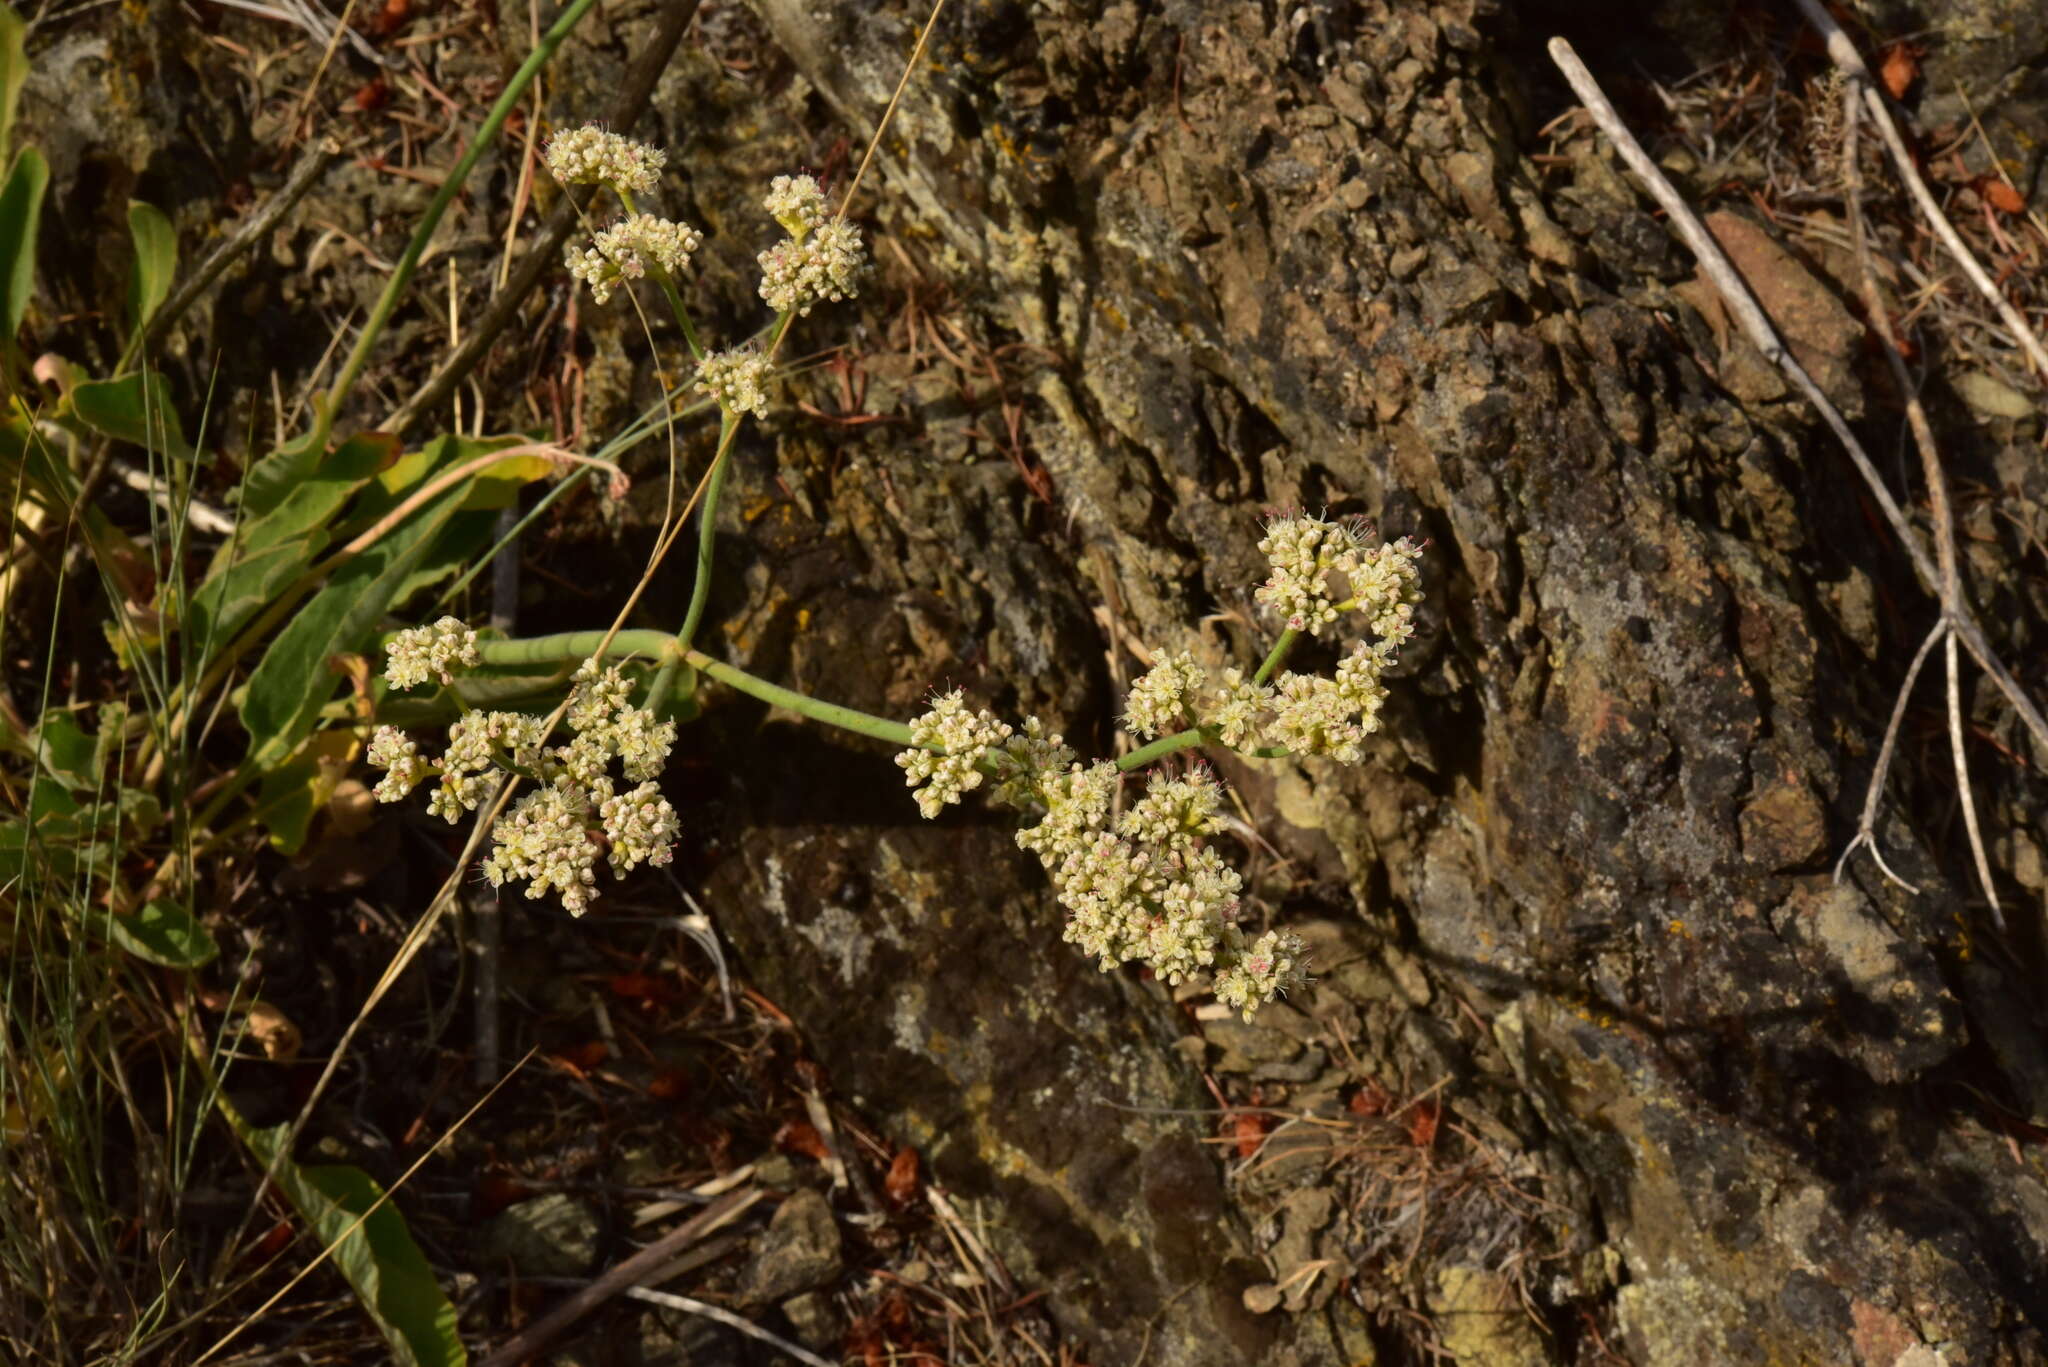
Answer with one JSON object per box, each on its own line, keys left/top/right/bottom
{"left": 896, "top": 699, "right": 1305, "bottom": 1020}
{"left": 755, "top": 175, "right": 866, "bottom": 317}
{"left": 888, "top": 515, "right": 1424, "bottom": 1018}
{"left": 546, "top": 126, "right": 701, "bottom": 308}
{"left": 1123, "top": 651, "right": 1205, "bottom": 739}
{"left": 369, "top": 645, "right": 679, "bottom": 916}
{"left": 694, "top": 347, "right": 773, "bottom": 418}
{"left": 1107, "top": 516, "right": 1426, "bottom": 763}
{"left": 383, "top": 616, "right": 479, "bottom": 690}
{"left": 1256, "top": 516, "right": 1422, "bottom": 638}
{"left": 567, "top": 213, "right": 703, "bottom": 305}
{"left": 544, "top": 123, "right": 665, "bottom": 194}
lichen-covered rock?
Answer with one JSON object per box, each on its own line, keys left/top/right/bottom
{"left": 743, "top": 1187, "right": 843, "bottom": 1305}
{"left": 593, "top": 0, "right": 2048, "bottom": 1359}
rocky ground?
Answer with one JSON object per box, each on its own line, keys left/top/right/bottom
{"left": 10, "top": 0, "right": 2048, "bottom": 1362}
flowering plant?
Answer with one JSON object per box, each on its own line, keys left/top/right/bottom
{"left": 365, "top": 125, "right": 1426, "bottom": 1021}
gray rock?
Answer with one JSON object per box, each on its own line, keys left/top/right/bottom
{"left": 743, "top": 1188, "right": 843, "bottom": 1305}
{"left": 481, "top": 1193, "right": 600, "bottom": 1280}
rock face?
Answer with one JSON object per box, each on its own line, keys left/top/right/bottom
{"left": 633, "top": 0, "right": 2048, "bottom": 1361}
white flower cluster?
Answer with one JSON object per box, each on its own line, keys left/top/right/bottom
{"left": 885, "top": 517, "right": 1424, "bottom": 1018}
{"left": 763, "top": 173, "right": 828, "bottom": 238}
{"left": 1123, "top": 651, "right": 1204, "bottom": 739}
{"left": 1256, "top": 516, "right": 1423, "bottom": 637}
{"left": 756, "top": 177, "right": 865, "bottom": 316}
{"left": 367, "top": 644, "right": 680, "bottom": 916}
{"left": 544, "top": 124, "right": 665, "bottom": 194}
{"left": 567, "top": 213, "right": 703, "bottom": 304}
{"left": 896, "top": 695, "right": 1305, "bottom": 1019}
{"left": 894, "top": 690, "right": 1013, "bottom": 819}
{"left": 695, "top": 347, "right": 773, "bottom": 418}
{"left": 384, "top": 616, "right": 479, "bottom": 690}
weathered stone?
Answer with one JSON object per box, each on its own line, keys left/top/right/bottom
{"left": 481, "top": 1194, "right": 601, "bottom": 1280}
{"left": 1429, "top": 1266, "right": 1550, "bottom": 1367}
{"left": 743, "top": 1188, "right": 843, "bottom": 1305}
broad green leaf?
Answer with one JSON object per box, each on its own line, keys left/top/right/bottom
{"left": 382, "top": 508, "right": 499, "bottom": 607}
{"left": 0, "top": 4, "right": 26, "bottom": 160}
{"left": 244, "top": 1127, "right": 465, "bottom": 1367}
{"left": 69, "top": 370, "right": 193, "bottom": 460}
{"left": 239, "top": 432, "right": 397, "bottom": 554}
{"left": 251, "top": 727, "right": 356, "bottom": 855}
{"left": 125, "top": 200, "right": 176, "bottom": 335}
{"left": 0, "top": 144, "right": 47, "bottom": 341}
{"left": 239, "top": 426, "right": 331, "bottom": 518}
{"left": 109, "top": 899, "right": 218, "bottom": 968}
{"left": 183, "top": 539, "right": 317, "bottom": 657}
{"left": 360, "top": 433, "right": 550, "bottom": 522}
{"left": 32, "top": 708, "right": 97, "bottom": 790}
{"left": 239, "top": 485, "right": 466, "bottom": 768}
{"left": 182, "top": 434, "right": 396, "bottom": 652}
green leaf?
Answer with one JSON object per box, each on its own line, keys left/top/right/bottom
{"left": 33, "top": 708, "right": 98, "bottom": 790}
{"left": 183, "top": 539, "right": 320, "bottom": 658}
{"left": 0, "top": 3, "right": 26, "bottom": 160}
{"left": 251, "top": 728, "right": 355, "bottom": 855}
{"left": 239, "top": 485, "right": 467, "bottom": 769}
{"left": 239, "top": 426, "right": 332, "bottom": 518}
{"left": 383, "top": 508, "right": 498, "bottom": 607}
{"left": 109, "top": 899, "right": 219, "bottom": 968}
{"left": 358, "top": 433, "right": 551, "bottom": 523}
{"left": 69, "top": 370, "right": 193, "bottom": 460}
{"left": 125, "top": 200, "right": 177, "bottom": 335}
{"left": 244, "top": 1127, "right": 465, "bottom": 1367}
{"left": 240, "top": 432, "right": 397, "bottom": 554}
{"left": 0, "top": 144, "right": 47, "bottom": 342}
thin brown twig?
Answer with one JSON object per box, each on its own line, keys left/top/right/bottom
{"left": 621, "top": 1286, "right": 836, "bottom": 1367}
{"left": 478, "top": 1187, "right": 764, "bottom": 1367}
{"left": 1838, "top": 81, "right": 2003, "bottom": 921}
{"left": 1790, "top": 0, "right": 2048, "bottom": 387}
{"left": 1546, "top": 36, "right": 2048, "bottom": 775}
{"left": 144, "top": 138, "right": 346, "bottom": 358}
{"left": 1832, "top": 619, "right": 1944, "bottom": 893}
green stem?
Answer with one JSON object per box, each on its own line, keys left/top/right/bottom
{"left": 1117, "top": 726, "right": 1212, "bottom": 771}
{"left": 657, "top": 272, "right": 704, "bottom": 361}
{"left": 685, "top": 651, "right": 912, "bottom": 746}
{"left": 645, "top": 657, "right": 681, "bottom": 716}
{"left": 471, "top": 632, "right": 912, "bottom": 746}
{"left": 477, "top": 630, "right": 674, "bottom": 665}
{"left": 1252, "top": 627, "right": 1298, "bottom": 686}
{"left": 313, "top": 0, "right": 599, "bottom": 447}
{"left": 675, "top": 415, "right": 734, "bottom": 655}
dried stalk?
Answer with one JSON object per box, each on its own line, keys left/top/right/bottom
{"left": 1545, "top": 45, "right": 2048, "bottom": 907}
{"left": 1791, "top": 0, "right": 2048, "bottom": 386}
{"left": 1838, "top": 80, "right": 2003, "bottom": 921}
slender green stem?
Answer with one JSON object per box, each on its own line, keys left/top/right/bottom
{"left": 644, "top": 657, "right": 682, "bottom": 716}
{"left": 657, "top": 272, "right": 704, "bottom": 361}
{"left": 685, "top": 651, "right": 912, "bottom": 746}
{"left": 1252, "top": 627, "right": 1299, "bottom": 686}
{"left": 471, "top": 631, "right": 912, "bottom": 746}
{"left": 477, "top": 630, "right": 674, "bottom": 665}
{"left": 675, "top": 413, "right": 734, "bottom": 655}
{"left": 313, "top": 0, "right": 599, "bottom": 447}
{"left": 433, "top": 465, "right": 595, "bottom": 611}
{"left": 1118, "top": 726, "right": 1213, "bottom": 771}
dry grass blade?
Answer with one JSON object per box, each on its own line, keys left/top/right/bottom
{"left": 193, "top": 1047, "right": 537, "bottom": 1366}
{"left": 477, "top": 1187, "right": 763, "bottom": 1367}
{"left": 1836, "top": 80, "right": 2005, "bottom": 923}
{"left": 621, "top": 1287, "right": 837, "bottom": 1367}
{"left": 1546, "top": 36, "right": 2048, "bottom": 851}
{"left": 1791, "top": 0, "right": 2048, "bottom": 387}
